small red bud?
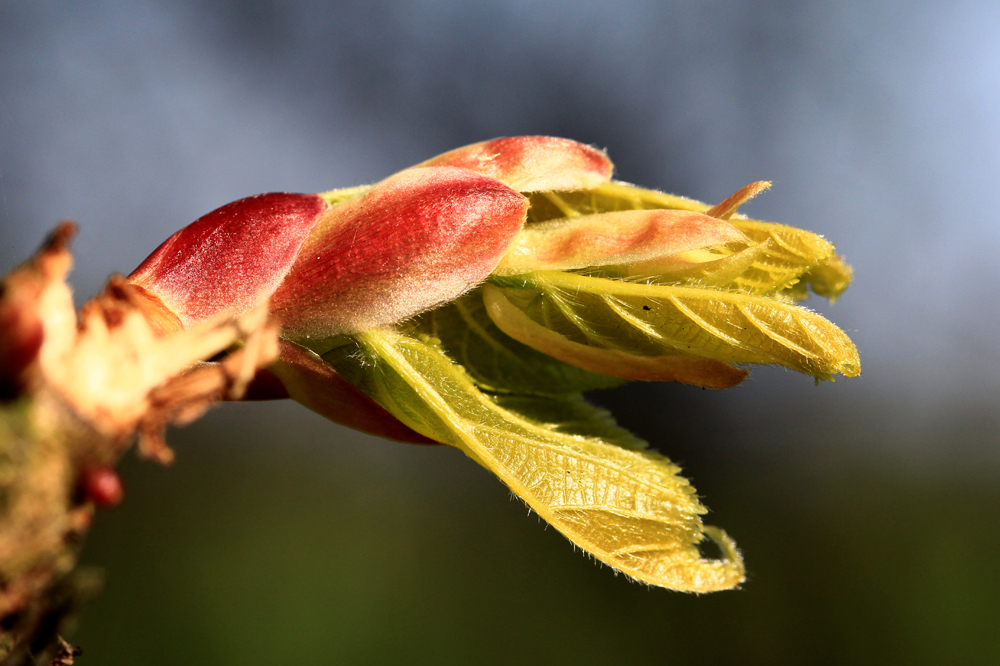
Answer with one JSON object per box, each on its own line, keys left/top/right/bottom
{"left": 81, "top": 466, "right": 125, "bottom": 508}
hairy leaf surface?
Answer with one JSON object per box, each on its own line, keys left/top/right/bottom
{"left": 327, "top": 328, "right": 745, "bottom": 592}
{"left": 482, "top": 285, "right": 748, "bottom": 388}
{"left": 409, "top": 292, "right": 624, "bottom": 395}
{"left": 487, "top": 271, "right": 860, "bottom": 381}
{"left": 526, "top": 183, "right": 850, "bottom": 299}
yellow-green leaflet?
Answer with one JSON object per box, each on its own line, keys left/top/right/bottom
{"left": 721, "top": 217, "right": 836, "bottom": 295}
{"left": 409, "top": 291, "right": 624, "bottom": 396}
{"left": 801, "top": 254, "right": 853, "bottom": 303}
{"left": 487, "top": 271, "right": 860, "bottom": 381}
{"left": 526, "top": 183, "right": 851, "bottom": 300}
{"left": 329, "top": 328, "right": 745, "bottom": 592}
{"left": 482, "top": 284, "right": 748, "bottom": 388}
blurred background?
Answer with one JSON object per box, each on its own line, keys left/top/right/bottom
{"left": 2, "top": 1, "right": 999, "bottom": 663}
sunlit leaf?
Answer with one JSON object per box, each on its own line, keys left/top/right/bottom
{"left": 326, "top": 328, "right": 745, "bottom": 592}
{"left": 526, "top": 182, "right": 849, "bottom": 298}
{"left": 317, "top": 184, "right": 372, "bottom": 207}
{"left": 620, "top": 240, "right": 773, "bottom": 288}
{"left": 721, "top": 217, "right": 836, "bottom": 295}
{"left": 409, "top": 292, "right": 624, "bottom": 395}
{"left": 487, "top": 271, "right": 860, "bottom": 381}
{"left": 490, "top": 393, "right": 647, "bottom": 452}
{"left": 482, "top": 284, "right": 748, "bottom": 388}
{"left": 495, "top": 209, "right": 748, "bottom": 275}
{"left": 801, "top": 254, "right": 853, "bottom": 303}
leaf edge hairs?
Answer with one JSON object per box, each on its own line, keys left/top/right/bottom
{"left": 128, "top": 136, "right": 858, "bottom": 592}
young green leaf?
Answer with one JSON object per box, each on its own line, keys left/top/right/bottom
{"left": 409, "top": 291, "right": 624, "bottom": 396}
{"left": 721, "top": 217, "right": 836, "bottom": 295}
{"left": 417, "top": 136, "right": 614, "bottom": 192}
{"left": 490, "top": 393, "right": 647, "bottom": 452}
{"left": 487, "top": 271, "right": 860, "bottom": 381}
{"left": 327, "top": 328, "right": 745, "bottom": 592}
{"left": 800, "top": 254, "right": 854, "bottom": 303}
{"left": 526, "top": 182, "right": 849, "bottom": 299}
{"left": 619, "top": 240, "right": 773, "bottom": 288}
{"left": 482, "top": 284, "right": 748, "bottom": 388}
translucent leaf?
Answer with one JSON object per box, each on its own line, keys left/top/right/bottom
{"left": 495, "top": 209, "right": 748, "bottom": 275}
{"left": 409, "top": 291, "right": 624, "bottom": 396}
{"left": 328, "top": 328, "right": 745, "bottom": 592}
{"left": 482, "top": 285, "right": 748, "bottom": 388}
{"left": 722, "top": 217, "right": 835, "bottom": 295}
{"left": 526, "top": 182, "right": 849, "bottom": 297}
{"left": 417, "top": 136, "right": 613, "bottom": 192}
{"left": 801, "top": 254, "right": 853, "bottom": 303}
{"left": 487, "top": 271, "right": 860, "bottom": 381}
{"left": 490, "top": 394, "right": 647, "bottom": 453}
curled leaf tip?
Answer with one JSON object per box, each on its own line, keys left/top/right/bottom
{"left": 803, "top": 253, "right": 853, "bottom": 303}
{"left": 334, "top": 328, "right": 745, "bottom": 592}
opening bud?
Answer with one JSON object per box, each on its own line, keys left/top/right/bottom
{"left": 271, "top": 166, "right": 527, "bottom": 341}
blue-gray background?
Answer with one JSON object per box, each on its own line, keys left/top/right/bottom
{"left": 2, "top": 1, "right": 998, "bottom": 664}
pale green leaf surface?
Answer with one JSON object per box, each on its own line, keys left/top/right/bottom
{"left": 482, "top": 284, "right": 749, "bottom": 388}
{"left": 495, "top": 209, "right": 748, "bottom": 275}
{"left": 489, "top": 271, "right": 860, "bottom": 381}
{"left": 491, "top": 394, "right": 648, "bottom": 452}
{"left": 722, "top": 218, "right": 835, "bottom": 295}
{"left": 619, "top": 241, "right": 773, "bottom": 288}
{"left": 328, "top": 328, "right": 745, "bottom": 592}
{"left": 409, "top": 292, "right": 624, "bottom": 396}
{"left": 317, "top": 184, "right": 372, "bottom": 207}
{"left": 527, "top": 182, "right": 849, "bottom": 299}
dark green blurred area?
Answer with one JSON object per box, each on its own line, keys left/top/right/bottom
{"left": 74, "top": 388, "right": 1000, "bottom": 666}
